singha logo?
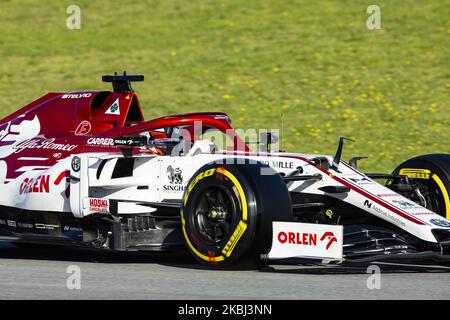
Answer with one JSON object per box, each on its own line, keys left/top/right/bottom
{"left": 167, "top": 165, "right": 183, "bottom": 184}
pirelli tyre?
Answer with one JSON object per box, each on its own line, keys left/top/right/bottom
{"left": 181, "top": 160, "right": 292, "bottom": 269}
{"left": 391, "top": 154, "right": 450, "bottom": 220}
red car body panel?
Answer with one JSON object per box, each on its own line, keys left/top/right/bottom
{"left": 0, "top": 90, "right": 248, "bottom": 181}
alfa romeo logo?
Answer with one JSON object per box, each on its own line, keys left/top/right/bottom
{"left": 72, "top": 156, "right": 81, "bottom": 172}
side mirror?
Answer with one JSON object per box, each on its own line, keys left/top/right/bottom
{"left": 259, "top": 132, "right": 279, "bottom": 153}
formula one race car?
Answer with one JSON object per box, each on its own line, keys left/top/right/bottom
{"left": 0, "top": 73, "right": 449, "bottom": 269}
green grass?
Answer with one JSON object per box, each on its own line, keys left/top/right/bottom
{"left": 0, "top": 0, "right": 448, "bottom": 172}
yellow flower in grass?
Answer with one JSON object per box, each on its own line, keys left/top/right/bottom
{"left": 222, "top": 94, "right": 233, "bottom": 100}
{"left": 428, "top": 103, "right": 437, "bottom": 113}
{"left": 308, "top": 128, "right": 321, "bottom": 137}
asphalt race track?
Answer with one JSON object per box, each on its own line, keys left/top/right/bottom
{"left": 0, "top": 243, "right": 449, "bottom": 300}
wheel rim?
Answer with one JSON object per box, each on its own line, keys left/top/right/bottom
{"left": 192, "top": 186, "right": 236, "bottom": 245}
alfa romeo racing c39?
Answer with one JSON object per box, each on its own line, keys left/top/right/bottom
{"left": 0, "top": 73, "right": 449, "bottom": 269}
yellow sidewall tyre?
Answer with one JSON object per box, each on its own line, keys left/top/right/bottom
{"left": 392, "top": 154, "right": 450, "bottom": 219}
{"left": 181, "top": 160, "right": 292, "bottom": 270}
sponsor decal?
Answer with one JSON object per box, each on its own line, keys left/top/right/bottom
{"left": 7, "top": 220, "right": 16, "bottom": 227}
{"left": 221, "top": 220, "right": 247, "bottom": 257}
{"left": 399, "top": 168, "right": 431, "bottom": 180}
{"left": 430, "top": 219, "right": 450, "bottom": 228}
{"left": 71, "top": 156, "right": 81, "bottom": 172}
{"left": 114, "top": 136, "right": 147, "bottom": 147}
{"left": 364, "top": 200, "right": 406, "bottom": 227}
{"left": 411, "top": 212, "right": 434, "bottom": 216}
{"left": 167, "top": 165, "right": 183, "bottom": 184}
{"left": 105, "top": 98, "right": 120, "bottom": 115}
{"left": 54, "top": 170, "right": 70, "bottom": 198}
{"left": 163, "top": 165, "right": 185, "bottom": 193}
{"left": 17, "top": 222, "right": 33, "bottom": 229}
{"left": 88, "top": 198, "right": 109, "bottom": 213}
{"left": 276, "top": 230, "right": 338, "bottom": 250}
{"left": 320, "top": 232, "right": 338, "bottom": 250}
{"left": 364, "top": 199, "right": 373, "bottom": 208}
{"left": 61, "top": 93, "right": 92, "bottom": 99}
{"left": 268, "top": 222, "right": 343, "bottom": 259}
{"left": 327, "top": 173, "right": 425, "bottom": 225}
{"left": 75, "top": 121, "right": 91, "bottom": 136}
{"left": 13, "top": 138, "right": 77, "bottom": 154}
{"left": 35, "top": 224, "right": 59, "bottom": 230}
{"left": 377, "top": 193, "right": 399, "bottom": 198}
{"left": 87, "top": 137, "right": 115, "bottom": 147}
{"left": 0, "top": 115, "right": 41, "bottom": 159}
{"left": 20, "top": 175, "right": 50, "bottom": 194}
{"left": 63, "top": 226, "right": 83, "bottom": 232}
{"left": 163, "top": 185, "right": 185, "bottom": 192}
{"left": 346, "top": 176, "right": 375, "bottom": 185}
{"left": 260, "top": 160, "right": 294, "bottom": 169}
{"left": 277, "top": 230, "right": 318, "bottom": 246}
{"left": 184, "top": 168, "right": 216, "bottom": 203}
{"left": 392, "top": 199, "right": 420, "bottom": 209}
{"left": 18, "top": 171, "right": 67, "bottom": 197}
{"left": 213, "top": 114, "right": 229, "bottom": 120}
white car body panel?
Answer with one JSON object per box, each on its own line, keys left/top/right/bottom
{"left": 1, "top": 148, "right": 449, "bottom": 244}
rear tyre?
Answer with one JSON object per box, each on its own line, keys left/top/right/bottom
{"left": 181, "top": 160, "right": 292, "bottom": 269}
{"left": 391, "top": 154, "right": 450, "bottom": 219}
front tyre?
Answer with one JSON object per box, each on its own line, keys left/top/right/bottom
{"left": 391, "top": 154, "right": 450, "bottom": 219}
{"left": 181, "top": 160, "right": 292, "bottom": 269}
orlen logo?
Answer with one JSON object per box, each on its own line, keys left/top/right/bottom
{"left": 269, "top": 222, "right": 343, "bottom": 259}
{"left": 20, "top": 171, "right": 70, "bottom": 197}
{"left": 277, "top": 230, "right": 338, "bottom": 251}
{"left": 20, "top": 175, "right": 50, "bottom": 194}
{"left": 320, "top": 232, "right": 338, "bottom": 250}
